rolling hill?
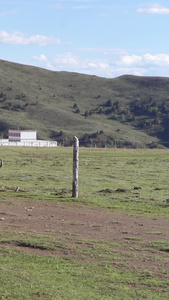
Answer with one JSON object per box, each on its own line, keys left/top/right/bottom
{"left": 0, "top": 59, "right": 169, "bottom": 148}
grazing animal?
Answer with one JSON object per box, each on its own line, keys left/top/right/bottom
{"left": 0, "top": 159, "right": 3, "bottom": 168}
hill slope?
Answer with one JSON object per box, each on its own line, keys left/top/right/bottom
{"left": 0, "top": 59, "right": 169, "bottom": 148}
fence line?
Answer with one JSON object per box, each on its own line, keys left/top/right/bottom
{"left": 0, "top": 139, "right": 57, "bottom": 147}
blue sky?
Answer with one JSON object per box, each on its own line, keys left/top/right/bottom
{"left": 1, "top": 0, "right": 169, "bottom": 78}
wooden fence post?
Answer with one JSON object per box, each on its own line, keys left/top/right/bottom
{"left": 72, "top": 136, "right": 79, "bottom": 198}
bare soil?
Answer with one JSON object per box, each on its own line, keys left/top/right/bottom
{"left": 0, "top": 197, "right": 169, "bottom": 278}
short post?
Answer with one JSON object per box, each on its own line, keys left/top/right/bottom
{"left": 72, "top": 136, "right": 79, "bottom": 198}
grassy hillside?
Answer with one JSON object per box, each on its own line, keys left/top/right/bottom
{"left": 0, "top": 59, "right": 169, "bottom": 147}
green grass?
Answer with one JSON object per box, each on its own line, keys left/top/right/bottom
{"left": 0, "top": 147, "right": 169, "bottom": 299}
{"left": 0, "top": 147, "right": 169, "bottom": 217}
{"left": 0, "top": 232, "right": 65, "bottom": 251}
{"left": 0, "top": 236, "right": 169, "bottom": 299}
{"left": 0, "top": 231, "right": 169, "bottom": 299}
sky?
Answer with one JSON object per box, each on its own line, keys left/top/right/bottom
{"left": 1, "top": 0, "right": 169, "bottom": 78}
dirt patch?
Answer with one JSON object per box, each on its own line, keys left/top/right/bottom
{"left": 0, "top": 197, "right": 169, "bottom": 277}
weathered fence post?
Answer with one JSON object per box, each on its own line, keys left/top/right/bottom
{"left": 72, "top": 136, "right": 79, "bottom": 198}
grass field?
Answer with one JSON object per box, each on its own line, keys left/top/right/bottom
{"left": 0, "top": 146, "right": 169, "bottom": 299}
{"left": 0, "top": 146, "right": 169, "bottom": 216}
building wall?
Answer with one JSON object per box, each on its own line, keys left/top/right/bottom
{"left": 8, "top": 130, "right": 37, "bottom": 142}
{"left": 20, "top": 131, "right": 37, "bottom": 141}
{"left": 8, "top": 130, "right": 20, "bottom": 141}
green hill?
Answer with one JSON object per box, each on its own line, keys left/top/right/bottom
{"left": 0, "top": 59, "right": 169, "bottom": 148}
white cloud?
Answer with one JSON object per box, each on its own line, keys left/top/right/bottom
{"left": 115, "top": 67, "right": 147, "bottom": 77}
{"left": 138, "top": 3, "right": 169, "bottom": 14}
{"left": 115, "top": 52, "right": 169, "bottom": 77}
{"left": 32, "top": 50, "right": 169, "bottom": 78}
{"left": 144, "top": 53, "right": 169, "bottom": 65}
{"left": 88, "top": 62, "right": 109, "bottom": 70}
{"left": 54, "top": 53, "right": 113, "bottom": 76}
{"left": 118, "top": 54, "right": 143, "bottom": 66}
{"left": 33, "top": 52, "right": 113, "bottom": 77}
{"left": 117, "top": 52, "right": 169, "bottom": 67}
{"left": 54, "top": 53, "right": 79, "bottom": 67}
{"left": 32, "top": 54, "right": 56, "bottom": 70}
{"left": 33, "top": 54, "right": 48, "bottom": 62}
{"left": 0, "top": 30, "right": 63, "bottom": 46}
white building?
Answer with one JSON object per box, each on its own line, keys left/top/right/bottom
{"left": 0, "top": 130, "right": 57, "bottom": 147}
{"left": 8, "top": 130, "right": 37, "bottom": 142}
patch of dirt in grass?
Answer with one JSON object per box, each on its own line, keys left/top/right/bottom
{"left": 0, "top": 197, "right": 169, "bottom": 278}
